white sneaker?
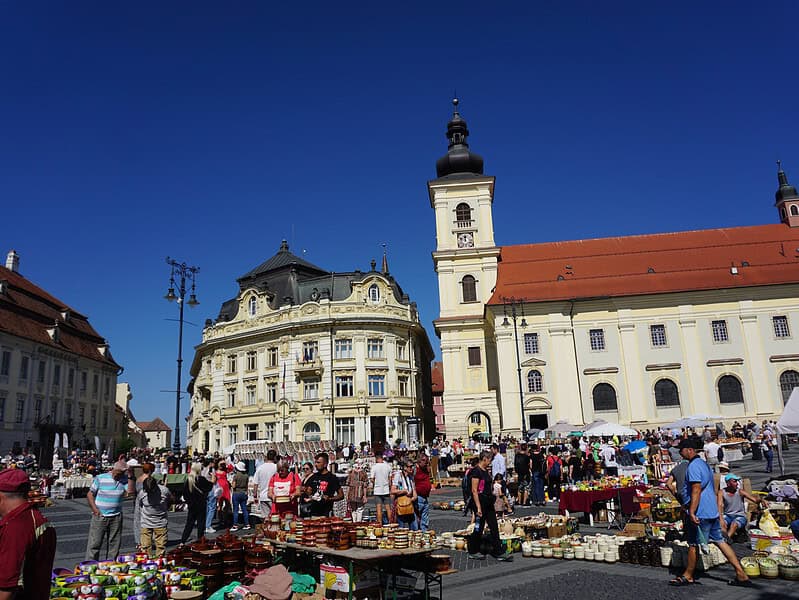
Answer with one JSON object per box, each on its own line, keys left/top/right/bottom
{"left": 242, "top": 525, "right": 251, "bottom": 530}
{"left": 230, "top": 525, "right": 239, "bottom": 531}
{"left": 205, "top": 527, "right": 216, "bottom": 534}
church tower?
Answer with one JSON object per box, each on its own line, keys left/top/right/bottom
{"left": 776, "top": 161, "right": 799, "bottom": 227}
{"left": 429, "top": 100, "right": 501, "bottom": 438}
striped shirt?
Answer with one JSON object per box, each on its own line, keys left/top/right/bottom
{"left": 90, "top": 473, "right": 126, "bottom": 516}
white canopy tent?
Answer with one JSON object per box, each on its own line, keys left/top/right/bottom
{"left": 583, "top": 420, "right": 638, "bottom": 437}
{"left": 776, "top": 387, "right": 799, "bottom": 475}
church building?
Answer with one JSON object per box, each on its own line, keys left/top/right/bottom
{"left": 430, "top": 100, "right": 799, "bottom": 438}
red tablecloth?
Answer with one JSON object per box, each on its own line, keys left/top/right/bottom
{"left": 558, "top": 485, "right": 644, "bottom": 515}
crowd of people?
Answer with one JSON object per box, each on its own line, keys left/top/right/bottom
{"left": 0, "top": 416, "right": 790, "bottom": 599}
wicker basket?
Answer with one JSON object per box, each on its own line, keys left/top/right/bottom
{"left": 776, "top": 556, "right": 799, "bottom": 581}
{"left": 757, "top": 557, "right": 779, "bottom": 579}
{"left": 741, "top": 557, "right": 760, "bottom": 578}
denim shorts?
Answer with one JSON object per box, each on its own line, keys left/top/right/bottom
{"left": 686, "top": 517, "right": 723, "bottom": 545}
{"left": 724, "top": 514, "right": 747, "bottom": 529}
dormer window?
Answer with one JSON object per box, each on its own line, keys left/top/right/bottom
{"left": 791, "top": 205, "right": 799, "bottom": 216}
{"left": 248, "top": 296, "right": 257, "bottom": 317}
{"left": 368, "top": 284, "right": 380, "bottom": 304}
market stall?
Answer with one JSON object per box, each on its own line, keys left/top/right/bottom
{"left": 558, "top": 485, "right": 645, "bottom": 527}
{"left": 719, "top": 439, "right": 747, "bottom": 463}
{"left": 52, "top": 474, "right": 94, "bottom": 498}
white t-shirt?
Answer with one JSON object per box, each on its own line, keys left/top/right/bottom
{"left": 704, "top": 441, "right": 720, "bottom": 463}
{"left": 601, "top": 446, "right": 617, "bottom": 468}
{"left": 253, "top": 461, "right": 277, "bottom": 502}
{"left": 371, "top": 461, "right": 392, "bottom": 495}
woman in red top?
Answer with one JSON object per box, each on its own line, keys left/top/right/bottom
{"left": 268, "top": 460, "right": 302, "bottom": 516}
{"left": 215, "top": 459, "right": 232, "bottom": 507}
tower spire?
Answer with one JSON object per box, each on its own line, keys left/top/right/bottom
{"left": 381, "top": 243, "right": 389, "bottom": 274}
{"left": 435, "top": 97, "right": 484, "bottom": 179}
{"left": 775, "top": 160, "right": 799, "bottom": 227}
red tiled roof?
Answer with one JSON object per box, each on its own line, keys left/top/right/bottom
{"left": 489, "top": 223, "right": 799, "bottom": 305}
{"left": 0, "top": 264, "right": 120, "bottom": 368}
{"left": 139, "top": 417, "right": 171, "bottom": 432}
{"left": 431, "top": 361, "right": 444, "bottom": 392}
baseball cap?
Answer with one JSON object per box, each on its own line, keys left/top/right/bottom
{"left": 235, "top": 461, "right": 247, "bottom": 472}
{"left": 724, "top": 473, "right": 742, "bottom": 482}
{"left": 0, "top": 469, "right": 31, "bottom": 493}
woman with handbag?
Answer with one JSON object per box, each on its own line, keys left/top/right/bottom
{"left": 391, "top": 460, "right": 418, "bottom": 530}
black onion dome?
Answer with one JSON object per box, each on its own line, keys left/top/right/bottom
{"left": 776, "top": 161, "right": 799, "bottom": 205}
{"left": 435, "top": 98, "right": 484, "bottom": 179}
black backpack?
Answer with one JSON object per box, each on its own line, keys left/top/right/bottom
{"left": 461, "top": 468, "right": 472, "bottom": 503}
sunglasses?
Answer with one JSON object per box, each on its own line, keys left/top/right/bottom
{"left": 303, "top": 467, "right": 312, "bottom": 471}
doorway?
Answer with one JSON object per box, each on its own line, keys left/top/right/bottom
{"left": 370, "top": 416, "right": 386, "bottom": 445}
{"left": 528, "top": 414, "right": 549, "bottom": 431}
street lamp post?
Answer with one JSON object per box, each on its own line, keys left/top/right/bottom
{"left": 164, "top": 257, "right": 200, "bottom": 453}
{"left": 501, "top": 296, "right": 528, "bottom": 438}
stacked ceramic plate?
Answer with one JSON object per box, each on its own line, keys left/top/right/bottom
{"left": 393, "top": 532, "right": 409, "bottom": 549}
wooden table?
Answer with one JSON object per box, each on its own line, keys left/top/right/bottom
{"left": 559, "top": 485, "right": 646, "bottom": 528}
{"left": 272, "top": 541, "right": 437, "bottom": 600}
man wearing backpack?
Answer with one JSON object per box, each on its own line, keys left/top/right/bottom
{"left": 546, "top": 447, "right": 563, "bottom": 503}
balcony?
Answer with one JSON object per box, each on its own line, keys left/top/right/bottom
{"left": 295, "top": 357, "right": 323, "bottom": 377}
{"left": 454, "top": 219, "right": 474, "bottom": 229}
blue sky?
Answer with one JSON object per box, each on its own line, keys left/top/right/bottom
{"left": 2, "top": 3, "right": 798, "bottom": 440}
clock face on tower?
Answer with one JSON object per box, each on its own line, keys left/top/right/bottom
{"left": 457, "top": 232, "right": 474, "bottom": 248}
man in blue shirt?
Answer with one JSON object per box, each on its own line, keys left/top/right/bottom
{"left": 669, "top": 439, "right": 750, "bottom": 587}
{"left": 85, "top": 460, "right": 128, "bottom": 560}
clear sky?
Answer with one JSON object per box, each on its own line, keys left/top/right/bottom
{"left": 2, "top": 3, "right": 798, "bottom": 441}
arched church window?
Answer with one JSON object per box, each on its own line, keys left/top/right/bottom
{"left": 592, "top": 383, "right": 617, "bottom": 411}
{"left": 718, "top": 375, "right": 744, "bottom": 404}
{"left": 654, "top": 379, "right": 680, "bottom": 407}
{"left": 455, "top": 203, "right": 472, "bottom": 224}
{"left": 248, "top": 296, "right": 257, "bottom": 317}
{"left": 791, "top": 205, "right": 799, "bottom": 216}
{"left": 527, "top": 370, "right": 543, "bottom": 393}
{"left": 780, "top": 370, "right": 799, "bottom": 405}
{"left": 461, "top": 275, "right": 477, "bottom": 303}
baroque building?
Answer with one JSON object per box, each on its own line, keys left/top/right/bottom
{"left": 0, "top": 250, "right": 122, "bottom": 463}
{"left": 431, "top": 101, "right": 799, "bottom": 438}
{"left": 188, "top": 242, "right": 434, "bottom": 452}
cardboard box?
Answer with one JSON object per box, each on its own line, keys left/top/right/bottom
{"left": 320, "top": 565, "right": 380, "bottom": 593}
{"left": 617, "top": 523, "right": 646, "bottom": 538}
{"left": 547, "top": 524, "right": 567, "bottom": 538}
